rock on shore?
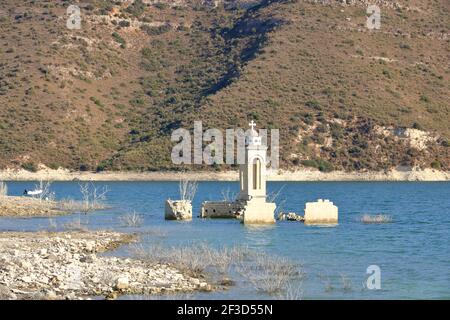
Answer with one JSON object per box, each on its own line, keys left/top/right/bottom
{"left": 0, "top": 231, "right": 206, "bottom": 300}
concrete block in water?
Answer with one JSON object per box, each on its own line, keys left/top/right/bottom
{"left": 200, "top": 201, "right": 241, "bottom": 218}
{"left": 165, "top": 200, "right": 192, "bottom": 220}
{"left": 304, "top": 199, "right": 338, "bottom": 224}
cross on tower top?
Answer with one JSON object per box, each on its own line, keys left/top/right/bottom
{"left": 249, "top": 120, "right": 256, "bottom": 131}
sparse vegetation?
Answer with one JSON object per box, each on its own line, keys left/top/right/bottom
{"left": 0, "top": 0, "right": 447, "bottom": 172}
{"left": 399, "top": 43, "right": 411, "bottom": 50}
{"left": 141, "top": 24, "right": 171, "bottom": 36}
{"left": 63, "top": 216, "right": 88, "bottom": 231}
{"left": 301, "top": 159, "right": 334, "bottom": 172}
{"left": 58, "top": 183, "right": 108, "bottom": 214}
{"left": 305, "top": 100, "right": 321, "bottom": 110}
{"left": 112, "top": 32, "right": 126, "bottom": 49}
{"left": 119, "top": 211, "right": 144, "bottom": 227}
{"left": 237, "top": 252, "right": 303, "bottom": 295}
{"left": 79, "top": 183, "right": 109, "bottom": 214}
{"left": 21, "top": 163, "right": 38, "bottom": 172}
{"left": 278, "top": 282, "right": 304, "bottom": 300}
{"left": 132, "top": 243, "right": 246, "bottom": 277}
{"left": 420, "top": 95, "right": 430, "bottom": 103}
{"left": 412, "top": 122, "right": 423, "bottom": 130}
{"left": 431, "top": 161, "right": 441, "bottom": 170}
{"left": 340, "top": 273, "right": 353, "bottom": 292}
{"left": 132, "top": 242, "right": 303, "bottom": 297}
{"left": 34, "top": 180, "right": 54, "bottom": 202}
{"left": 361, "top": 214, "right": 393, "bottom": 224}
{"left": 125, "top": 0, "right": 146, "bottom": 18}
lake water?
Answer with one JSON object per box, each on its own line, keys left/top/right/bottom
{"left": 1, "top": 181, "right": 449, "bottom": 299}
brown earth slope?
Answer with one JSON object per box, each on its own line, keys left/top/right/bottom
{"left": 0, "top": 0, "right": 448, "bottom": 172}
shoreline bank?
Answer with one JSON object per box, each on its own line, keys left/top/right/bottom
{"left": 0, "top": 231, "right": 207, "bottom": 300}
{"left": 0, "top": 168, "right": 449, "bottom": 182}
{"left": 0, "top": 196, "right": 67, "bottom": 217}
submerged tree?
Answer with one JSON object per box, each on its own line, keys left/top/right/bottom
{"left": 179, "top": 179, "right": 198, "bottom": 202}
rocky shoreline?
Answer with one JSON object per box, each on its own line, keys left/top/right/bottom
{"left": 0, "top": 167, "right": 449, "bottom": 182}
{"left": 0, "top": 231, "right": 209, "bottom": 300}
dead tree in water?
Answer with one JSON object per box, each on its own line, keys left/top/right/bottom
{"left": 79, "top": 183, "right": 109, "bottom": 214}
{"left": 178, "top": 179, "right": 198, "bottom": 202}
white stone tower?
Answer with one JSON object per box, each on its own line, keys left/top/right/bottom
{"left": 238, "top": 121, "right": 276, "bottom": 224}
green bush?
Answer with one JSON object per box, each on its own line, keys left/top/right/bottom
{"left": 79, "top": 164, "right": 90, "bottom": 171}
{"left": 96, "top": 161, "right": 109, "bottom": 172}
{"left": 399, "top": 43, "right": 411, "bottom": 49}
{"left": 119, "top": 20, "right": 130, "bottom": 28}
{"left": 247, "top": 111, "right": 260, "bottom": 121}
{"left": 382, "top": 69, "right": 391, "bottom": 78}
{"left": 125, "top": 0, "right": 146, "bottom": 17}
{"left": 141, "top": 24, "right": 171, "bottom": 36}
{"left": 112, "top": 32, "right": 126, "bottom": 48}
{"left": 431, "top": 161, "right": 441, "bottom": 170}
{"left": 412, "top": 122, "right": 423, "bottom": 130}
{"left": 305, "top": 100, "right": 321, "bottom": 110}
{"left": 130, "top": 97, "right": 145, "bottom": 107}
{"left": 420, "top": 95, "right": 429, "bottom": 103}
{"left": 317, "top": 159, "right": 334, "bottom": 172}
{"left": 301, "top": 159, "right": 334, "bottom": 172}
{"left": 48, "top": 163, "right": 60, "bottom": 170}
{"left": 21, "top": 162, "right": 38, "bottom": 172}
{"left": 90, "top": 97, "right": 104, "bottom": 107}
{"left": 330, "top": 123, "right": 343, "bottom": 139}
{"left": 301, "top": 159, "right": 318, "bottom": 168}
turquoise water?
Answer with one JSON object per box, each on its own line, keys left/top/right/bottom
{"left": 1, "top": 181, "right": 449, "bottom": 299}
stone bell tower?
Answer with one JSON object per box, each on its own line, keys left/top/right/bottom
{"left": 237, "top": 121, "right": 276, "bottom": 224}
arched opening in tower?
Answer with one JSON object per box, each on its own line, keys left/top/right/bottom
{"left": 253, "top": 158, "right": 261, "bottom": 190}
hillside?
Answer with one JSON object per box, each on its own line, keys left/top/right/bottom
{"left": 0, "top": 0, "right": 449, "bottom": 173}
